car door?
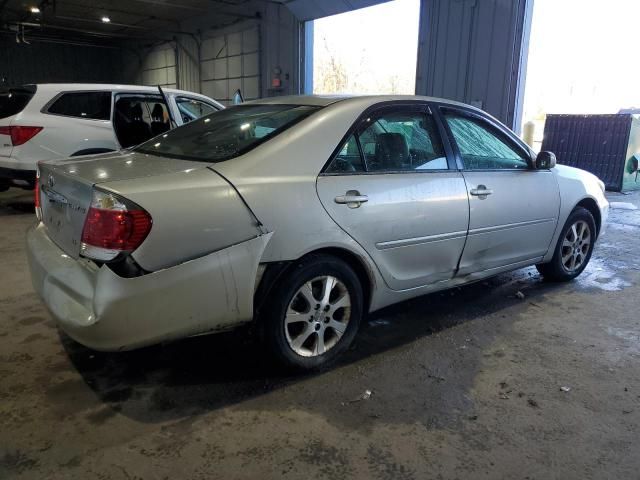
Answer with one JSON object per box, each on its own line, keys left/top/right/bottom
{"left": 113, "top": 93, "right": 168, "bottom": 148}
{"left": 316, "top": 103, "right": 470, "bottom": 291}
{"left": 439, "top": 106, "right": 560, "bottom": 275}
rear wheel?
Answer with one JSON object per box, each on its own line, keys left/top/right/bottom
{"left": 262, "top": 254, "right": 363, "bottom": 370}
{"left": 536, "top": 207, "right": 596, "bottom": 281}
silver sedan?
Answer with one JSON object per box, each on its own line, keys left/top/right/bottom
{"left": 27, "top": 95, "right": 609, "bottom": 370}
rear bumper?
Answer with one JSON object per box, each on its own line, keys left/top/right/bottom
{"left": 0, "top": 165, "right": 36, "bottom": 188}
{"left": 27, "top": 222, "right": 271, "bottom": 351}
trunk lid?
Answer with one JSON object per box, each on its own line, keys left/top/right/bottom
{"left": 38, "top": 151, "right": 208, "bottom": 258}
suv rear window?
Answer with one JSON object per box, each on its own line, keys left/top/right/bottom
{"left": 0, "top": 86, "right": 36, "bottom": 119}
{"left": 47, "top": 91, "right": 111, "bottom": 120}
{"left": 135, "top": 104, "right": 320, "bottom": 162}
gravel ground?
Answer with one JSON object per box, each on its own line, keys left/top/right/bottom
{"left": 1, "top": 187, "right": 639, "bottom": 479}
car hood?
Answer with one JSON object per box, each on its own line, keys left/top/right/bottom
{"left": 42, "top": 150, "right": 208, "bottom": 185}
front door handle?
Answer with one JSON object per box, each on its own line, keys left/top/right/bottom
{"left": 335, "top": 190, "right": 368, "bottom": 209}
{"left": 470, "top": 185, "right": 493, "bottom": 199}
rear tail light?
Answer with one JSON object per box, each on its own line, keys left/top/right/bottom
{"left": 80, "top": 189, "right": 152, "bottom": 262}
{"left": 34, "top": 165, "right": 42, "bottom": 220}
{"left": 0, "top": 126, "right": 43, "bottom": 146}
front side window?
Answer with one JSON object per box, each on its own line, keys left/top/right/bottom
{"left": 327, "top": 109, "right": 447, "bottom": 173}
{"left": 444, "top": 112, "right": 529, "bottom": 170}
{"left": 136, "top": 104, "right": 320, "bottom": 162}
{"left": 176, "top": 97, "right": 218, "bottom": 124}
{"left": 47, "top": 92, "right": 111, "bottom": 120}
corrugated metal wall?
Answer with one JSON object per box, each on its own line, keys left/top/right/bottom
{"left": 176, "top": 36, "right": 201, "bottom": 93}
{"left": 0, "top": 39, "right": 136, "bottom": 87}
{"left": 200, "top": 26, "right": 261, "bottom": 104}
{"left": 415, "top": 0, "right": 533, "bottom": 129}
{"left": 262, "top": 3, "right": 303, "bottom": 97}
{"left": 127, "top": 2, "right": 301, "bottom": 102}
{"left": 137, "top": 43, "right": 177, "bottom": 88}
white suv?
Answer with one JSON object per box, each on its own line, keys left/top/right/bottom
{"left": 0, "top": 84, "right": 223, "bottom": 191}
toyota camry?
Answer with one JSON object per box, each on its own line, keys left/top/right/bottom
{"left": 27, "top": 95, "right": 609, "bottom": 370}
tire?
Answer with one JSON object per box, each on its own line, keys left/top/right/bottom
{"left": 536, "top": 206, "right": 596, "bottom": 282}
{"left": 261, "top": 254, "right": 363, "bottom": 370}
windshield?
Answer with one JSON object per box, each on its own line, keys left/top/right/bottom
{"left": 135, "top": 104, "right": 320, "bottom": 162}
{"left": 0, "top": 85, "right": 36, "bottom": 119}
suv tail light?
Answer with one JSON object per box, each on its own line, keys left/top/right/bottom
{"left": 0, "top": 126, "right": 43, "bottom": 146}
{"left": 81, "top": 189, "right": 152, "bottom": 262}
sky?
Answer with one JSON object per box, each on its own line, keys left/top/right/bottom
{"left": 312, "top": 0, "right": 420, "bottom": 95}
{"left": 313, "top": 0, "right": 640, "bottom": 126}
{"left": 522, "top": 0, "right": 640, "bottom": 120}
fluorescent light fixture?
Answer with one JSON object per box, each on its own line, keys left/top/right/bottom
{"left": 30, "top": 6, "right": 40, "bottom": 13}
{"left": 101, "top": 16, "right": 111, "bottom": 23}
{"left": 240, "top": 123, "right": 250, "bottom": 130}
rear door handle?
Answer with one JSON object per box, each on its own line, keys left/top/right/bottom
{"left": 335, "top": 190, "right": 368, "bottom": 208}
{"left": 470, "top": 185, "right": 493, "bottom": 198}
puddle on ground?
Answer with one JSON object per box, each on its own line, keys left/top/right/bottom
{"left": 575, "top": 258, "right": 632, "bottom": 292}
{"left": 609, "top": 202, "right": 638, "bottom": 211}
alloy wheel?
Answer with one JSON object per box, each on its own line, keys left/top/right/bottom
{"left": 561, "top": 220, "right": 591, "bottom": 273}
{"left": 284, "top": 275, "right": 351, "bottom": 357}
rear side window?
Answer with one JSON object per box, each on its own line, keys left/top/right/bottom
{"left": 0, "top": 86, "right": 36, "bottom": 119}
{"left": 47, "top": 92, "right": 111, "bottom": 120}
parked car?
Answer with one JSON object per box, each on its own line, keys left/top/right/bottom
{"left": 27, "top": 95, "right": 609, "bottom": 370}
{"left": 0, "top": 83, "right": 223, "bottom": 191}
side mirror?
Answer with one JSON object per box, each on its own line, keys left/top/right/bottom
{"left": 536, "top": 151, "right": 556, "bottom": 169}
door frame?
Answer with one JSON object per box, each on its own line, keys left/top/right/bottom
{"left": 430, "top": 102, "right": 538, "bottom": 172}
{"left": 319, "top": 100, "right": 460, "bottom": 176}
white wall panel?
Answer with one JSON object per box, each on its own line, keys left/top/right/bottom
{"left": 138, "top": 43, "right": 177, "bottom": 88}
{"left": 200, "top": 25, "right": 261, "bottom": 104}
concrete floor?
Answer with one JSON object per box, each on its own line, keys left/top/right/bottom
{"left": 1, "top": 187, "right": 639, "bottom": 480}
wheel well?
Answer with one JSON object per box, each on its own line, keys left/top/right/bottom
{"left": 311, "top": 247, "right": 374, "bottom": 311}
{"left": 576, "top": 198, "right": 601, "bottom": 236}
{"left": 254, "top": 248, "right": 374, "bottom": 315}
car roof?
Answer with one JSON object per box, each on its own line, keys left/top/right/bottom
{"left": 30, "top": 83, "right": 213, "bottom": 98}
{"left": 247, "top": 94, "right": 480, "bottom": 111}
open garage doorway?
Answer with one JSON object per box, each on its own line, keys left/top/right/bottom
{"left": 522, "top": 0, "right": 640, "bottom": 150}
{"left": 306, "top": 0, "right": 420, "bottom": 95}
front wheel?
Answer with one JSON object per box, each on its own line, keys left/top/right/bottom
{"left": 261, "top": 254, "right": 363, "bottom": 370}
{"left": 536, "top": 206, "right": 596, "bottom": 281}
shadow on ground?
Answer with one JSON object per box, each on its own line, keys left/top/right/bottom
{"left": 60, "top": 266, "right": 563, "bottom": 427}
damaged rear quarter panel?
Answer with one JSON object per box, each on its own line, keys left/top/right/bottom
{"left": 100, "top": 167, "right": 264, "bottom": 272}
{"left": 89, "top": 233, "right": 273, "bottom": 350}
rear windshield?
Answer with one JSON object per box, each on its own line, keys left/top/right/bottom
{"left": 0, "top": 86, "right": 36, "bottom": 119}
{"left": 135, "top": 104, "right": 320, "bottom": 162}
